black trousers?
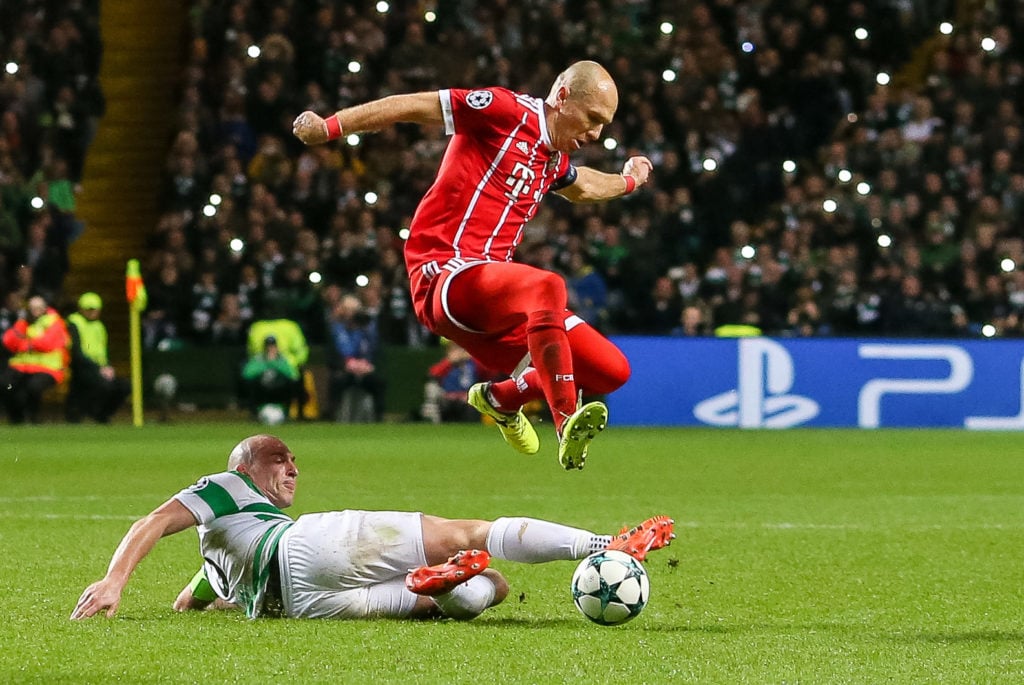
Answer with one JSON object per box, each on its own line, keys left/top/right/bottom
{"left": 65, "top": 372, "right": 131, "bottom": 423}
{"left": 0, "top": 368, "right": 57, "bottom": 424}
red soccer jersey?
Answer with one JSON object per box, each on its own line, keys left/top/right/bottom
{"left": 404, "top": 87, "right": 573, "bottom": 304}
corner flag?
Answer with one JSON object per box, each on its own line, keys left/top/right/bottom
{"left": 126, "top": 259, "right": 147, "bottom": 426}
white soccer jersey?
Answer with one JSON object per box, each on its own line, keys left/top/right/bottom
{"left": 174, "top": 471, "right": 293, "bottom": 618}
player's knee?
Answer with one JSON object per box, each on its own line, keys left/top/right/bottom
{"left": 482, "top": 569, "right": 509, "bottom": 607}
{"left": 526, "top": 272, "right": 567, "bottom": 310}
{"left": 589, "top": 351, "right": 631, "bottom": 394}
{"left": 436, "top": 518, "right": 491, "bottom": 555}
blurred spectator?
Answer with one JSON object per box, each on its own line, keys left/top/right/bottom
{"left": 22, "top": 210, "right": 69, "bottom": 304}
{"left": 0, "top": 191, "right": 22, "bottom": 259}
{"left": 879, "top": 273, "right": 953, "bottom": 336}
{"left": 565, "top": 250, "right": 609, "bottom": 330}
{"left": 421, "top": 340, "right": 491, "bottom": 424}
{"left": 65, "top": 292, "right": 130, "bottom": 423}
{"left": 636, "top": 275, "right": 684, "bottom": 335}
{"left": 210, "top": 292, "right": 248, "bottom": 345}
{"left": 671, "top": 304, "right": 712, "bottom": 337}
{"left": 0, "top": 290, "right": 23, "bottom": 365}
{"left": 188, "top": 269, "right": 221, "bottom": 341}
{"left": 325, "top": 293, "right": 384, "bottom": 422}
{"left": 142, "top": 261, "right": 188, "bottom": 350}
{"left": 0, "top": 294, "right": 69, "bottom": 424}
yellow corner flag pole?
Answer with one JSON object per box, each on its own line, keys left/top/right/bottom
{"left": 126, "top": 259, "right": 148, "bottom": 427}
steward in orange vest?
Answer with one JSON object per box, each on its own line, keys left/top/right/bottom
{"left": 1, "top": 295, "right": 70, "bottom": 424}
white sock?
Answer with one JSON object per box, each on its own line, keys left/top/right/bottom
{"left": 485, "top": 517, "right": 612, "bottom": 563}
{"left": 432, "top": 575, "right": 496, "bottom": 620}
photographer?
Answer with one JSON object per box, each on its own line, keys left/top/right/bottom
{"left": 240, "top": 335, "right": 300, "bottom": 420}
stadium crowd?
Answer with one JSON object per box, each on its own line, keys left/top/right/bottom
{"left": 136, "top": 0, "right": 1024, "bottom": 353}
{"left": 3, "top": 1, "right": 1024, "bottom": 421}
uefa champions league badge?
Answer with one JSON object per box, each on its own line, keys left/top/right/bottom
{"left": 466, "top": 90, "right": 493, "bottom": 109}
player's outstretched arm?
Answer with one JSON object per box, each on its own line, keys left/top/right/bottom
{"left": 293, "top": 92, "right": 445, "bottom": 145}
{"left": 70, "top": 499, "right": 197, "bottom": 620}
{"left": 554, "top": 155, "right": 653, "bottom": 203}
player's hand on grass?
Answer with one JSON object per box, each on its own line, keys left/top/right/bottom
{"left": 292, "top": 111, "right": 329, "bottom": 145}
{"left": 70, "top": 579, "right": 122, "bottom": 620}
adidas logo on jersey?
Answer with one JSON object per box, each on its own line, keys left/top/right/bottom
{"left": 516, "top": 140, "right": 530, "bottom": 155}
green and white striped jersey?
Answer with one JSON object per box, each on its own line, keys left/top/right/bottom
{"left": 174, "top": 471, "right": 293, "bottom": 618}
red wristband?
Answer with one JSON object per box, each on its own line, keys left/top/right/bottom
{"left": 622, "top": 175, "right": 637, "bottom": 194}
{"left": 324, "top": 114, "right": 343, "bottom": 140}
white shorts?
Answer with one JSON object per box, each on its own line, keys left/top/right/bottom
{"left": 278, "top": 510, "right": 427, "bottom": 619}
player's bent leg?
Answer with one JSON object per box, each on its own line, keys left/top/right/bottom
{"left": 413, "top": 569, "right": 506, "bottom": 620}
{"left": 566, "top": 317, "right": 631, "bottom": 394}
{"left": 467, "top": 382, "right": 539, "bottom": 455}
{"left": 441, "top": 264, "right": 579, "bottom": 440}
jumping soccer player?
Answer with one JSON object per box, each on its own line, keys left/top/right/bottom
{"left": 292, "top": 60, "right": 653, "bottom": 470}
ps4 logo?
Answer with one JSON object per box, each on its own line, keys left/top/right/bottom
{"left": 859, "top": 344, "right": 1024, "bottom": 429}
{"left": 694, "top": 338, "right": 819, "bottom": 428}
{"left": 692, "top": 339, "right": 1024, "bottom": 429}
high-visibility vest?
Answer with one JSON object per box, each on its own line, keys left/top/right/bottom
{"left": 7, "top": 311, "right": 70, "bottom": 382}
{"left": 67, "top": 312, "right": 109, "bottom": 366}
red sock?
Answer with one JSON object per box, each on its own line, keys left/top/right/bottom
{"left": 489, "top": 370, "right": 543, "bottom": 410}
{"left": 526, "top": 310, "right": 577, "bottom": 432}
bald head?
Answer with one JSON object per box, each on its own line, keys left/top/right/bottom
{"left": 547, "top": 61, "right": 618, "bottom": 111}
{"left": 544, "top": 61, "right": 619, "bottom": 153}
{"left": 227, "top": 434, "right": 285, "bottom": 469}
{"left": 227, "top": 436, "right": 258, "bottom": 469}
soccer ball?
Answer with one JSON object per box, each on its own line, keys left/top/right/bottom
{"left": 152, "top": 373, "right": 177, "bottom": 399}
{"left": 257, "top": 403, "right": 287, "bottom": 426}
{"left": 570, "top": 550, "right": 650, "bottom": 626}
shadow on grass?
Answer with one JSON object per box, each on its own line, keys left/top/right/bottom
{"left": 478, "top": 616, "right": 699, "bottom": 632}
{"left": 901, "top": 630, "right": 1024, "bottom": 644}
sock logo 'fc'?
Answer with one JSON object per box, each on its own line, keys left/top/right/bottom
{"left": 554, "top": 374, "right": 575, "bottom": 382}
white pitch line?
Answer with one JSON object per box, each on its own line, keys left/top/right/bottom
{"left": 0, "top": 495, "right": 156, "bottom": 502}
{"left": 1, "top": 512, "right": 141, "bottom": 521}
{"left": 675, "top": 521, "right": 1024, "bottom": 531}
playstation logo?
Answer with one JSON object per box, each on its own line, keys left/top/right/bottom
{"left": 694, "top": 338, "right": 819, "bottom": 428}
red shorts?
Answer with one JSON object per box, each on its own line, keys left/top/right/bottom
{"left": 408, "top": 259, "right": 630, "bottom": 392}
{"left": 410, "top": 261, "right": 555, "bottom": 375}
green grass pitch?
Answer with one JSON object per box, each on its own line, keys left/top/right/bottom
{"left": 3, "top": 423, "right": 1023, "bottom": 683}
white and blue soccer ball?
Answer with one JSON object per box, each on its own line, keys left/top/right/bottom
{"left": 570, "top": 550, "right": 650, "bottom": 626}
{"left": 257, "top": 403, "right": 287, "bottom": 426}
